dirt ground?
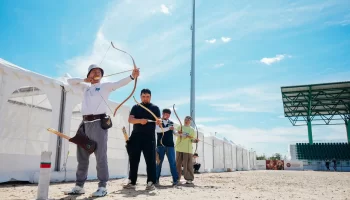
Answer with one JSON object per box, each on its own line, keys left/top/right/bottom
{"left": 0, "top": 170, "right": 349, "bottom": 200}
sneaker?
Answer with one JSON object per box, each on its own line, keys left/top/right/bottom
{"left": 186, "top": 180, "right": 193, "bottom": 184}
{"left": 145, "top": 182, "right": 156, "bottom": 190}
{"left": 172, "top": 181, "right": 179, "bottom": 186}
{"left": 63, "top": 185, "right": 85, "bottom": 195}
{"left": 91, "top": 187, "right": 107, "bottom": 197}
{"left": 123, "top": 180, "right": 136, "bottom": 189}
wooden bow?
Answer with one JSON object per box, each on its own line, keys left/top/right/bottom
{"left": 173, "top": 104, "right": 183, "bottom": 145}
{"left": 111, "top": 41, "right": 138, "bottom": 117}
{"left": 132, "top": 96, "right": 164, "bottom": 146}
{"left": 191, "top": 118, "right": 200, "bottom": 153}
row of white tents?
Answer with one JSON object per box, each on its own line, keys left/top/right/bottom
{"left": 0, "top": 58, "right": 256, "bottom": 183}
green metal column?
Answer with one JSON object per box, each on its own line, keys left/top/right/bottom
{"left": 307, "top": 86, "right": 313, "bottom": 144}
{"left": 346, "top": 119, "right": 350, "bottom": 143}
{"left": 307, "top": 120, "right": 313, "bottom": 144}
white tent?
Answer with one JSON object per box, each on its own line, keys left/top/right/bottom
{"left": 0, "top": 59, "right": 131, "bottom": 183}
{"left": 203, "top": 135, "right": 214, "bottom": 172}
{"left": 249, "top": 150, "right": 257, "bottom": 170}
{"left": 223, "top": 138, "right": 233, "bottom": 171}
{"left": 0, "top": 58, "right": 257, "bottom": 183}
{"left": 212, "top": 136, "right": 225, "bottom": 172}
{"left": 242, "top": 148, "right": 249, "bottom": 170}
{"left": 230, "top": 143, "right": 237, "bottom": 171}
{"left": 236, "top": 145, "right": 243, "bottom": 171}
{"left": 0, "top": 59, "right": 64, "bottom": 183}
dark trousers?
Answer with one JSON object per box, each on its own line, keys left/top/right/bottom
{"left": 194, "top": 163, "right": 201, "bottom": 171}
{"left": 128, "top": 134, "right": 156, "bottom": 184}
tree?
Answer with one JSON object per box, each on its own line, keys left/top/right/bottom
{"left": 283, "top": 155, "right": 287, "bottom": 160}
{"left": 269, "top": 153, "right": 282, "bottom": 160}
{"left": 256, "top": 154, "right": 267, "bottom": 160}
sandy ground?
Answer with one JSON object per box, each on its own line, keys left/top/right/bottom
{"left": 1, "top": 170, "right": 350, "bottom": 200}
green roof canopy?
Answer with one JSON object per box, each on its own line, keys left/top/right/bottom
{"left": 281, "top": 81, "right": 350, "bottom": 126}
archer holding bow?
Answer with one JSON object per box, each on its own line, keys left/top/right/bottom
{"left": 155, "top": 108, "right": 179, "bottom": 186}
{"left": 64, "top": 64, "right": 139, "bottom": 197}
{"left": 175, "top": 116, "right": 199, "bottom": 184}
{"left": 123, "top": 89, "right": 162, "bottom": 191}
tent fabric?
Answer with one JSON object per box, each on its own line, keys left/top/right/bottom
{"left": 0, "top": 58, "right": 256, "bottom": 183}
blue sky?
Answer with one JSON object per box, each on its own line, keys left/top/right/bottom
{"left": 1, "top": 0, "right": 350, "bottom": 157}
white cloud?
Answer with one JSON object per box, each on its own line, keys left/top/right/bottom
{"left": 325, "top": 19, "right": 350, "bottom": 26}
{"left": 205, "top": 39, "right": 216, "bottom": 44}
{"left": 260, "top": 54, "right": 289, "bottom": 65}
{"left": 213, "top": 63, "right": 224, "bottom": 68}
{"left": 58, "top": 0, "right": 192, "bottom": 83}
{"left": 210, "top": 103, "right": 271, "bottom": 113}
{"left": 221, "top": 37, "right": 231, "bottom": 43}
{"left": 205, "top": 37, "right": 231, "bottom": 44}
{"left": 160, "top": 4, "right": 171, "bottom": 15}
{"left": 196, "top": 86, "right": 283, "bottom": 113}
{"left": 198, "top": 1, "right": 350, "bottom": 40}
{"left": 197, "top": 86, "right": 281, "bottom": 102}
{"left": 195, "top": 117, "right": 228, "bottom": 123}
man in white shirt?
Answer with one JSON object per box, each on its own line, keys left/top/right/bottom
{"left": 64, "top": 64, "right": 139, "bottom": 197}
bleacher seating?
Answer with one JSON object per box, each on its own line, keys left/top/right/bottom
{"left": 296, "top": 142, "right": 350, "bottom": 160}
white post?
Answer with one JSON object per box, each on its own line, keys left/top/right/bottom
{"left": 37, "top": 151, "right": 52, "bottom": 200}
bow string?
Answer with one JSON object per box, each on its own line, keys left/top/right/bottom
{"left": 111, "top": 41, "right": 138, "bottom": 117}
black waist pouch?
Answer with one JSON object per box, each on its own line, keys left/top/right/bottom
{"left": 100, "top": 114, "right": 113, "bottom": 129}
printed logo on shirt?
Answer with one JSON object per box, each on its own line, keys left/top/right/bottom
{"left": 95, "top": 88, "right": 100, "bottom": 91}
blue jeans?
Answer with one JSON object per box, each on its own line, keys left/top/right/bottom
{"left": 156, "top": 146, "right": 178, "bottom": 183}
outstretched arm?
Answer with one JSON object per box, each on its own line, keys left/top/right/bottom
{"left": 105, "top": 75, "right": 134, "bottom": 92}
{"left": 67, "top": 78, "right": 85, "bottom": 85}
{"left": 67, "top": 77, "right": 89, "bottom": 92}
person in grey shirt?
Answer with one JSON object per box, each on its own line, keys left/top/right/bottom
{"left": 63, "top": 64, "right": 139, "bottom": 197}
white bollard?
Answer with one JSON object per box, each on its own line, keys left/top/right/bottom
{"left": 36, "top": 151, "right": 52, "bottom": 200}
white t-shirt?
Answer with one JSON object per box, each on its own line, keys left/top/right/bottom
{"left": 67, "top": 76, "right": 133, "bottom": 115}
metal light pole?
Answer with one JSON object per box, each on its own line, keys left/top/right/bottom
{"left": 190, "top": 0, "right": 196, "bottom": 126}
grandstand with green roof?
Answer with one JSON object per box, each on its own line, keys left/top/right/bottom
{"left": 281, "top": 81, "right": 350, "bottom": 171}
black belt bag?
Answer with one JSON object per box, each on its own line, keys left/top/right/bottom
{"left": 83, "top": 114, "right": 113, "bottom": 130}
{"left": 100, "top": 114, "right": 113, "bottom": 130}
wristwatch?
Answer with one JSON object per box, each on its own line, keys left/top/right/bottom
{"left": 130, "top": 75, "right": 134, "bottom": 80}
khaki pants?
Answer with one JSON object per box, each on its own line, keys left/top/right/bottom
{"left": 176, "top": 151, "right": 194, "bottom": 181}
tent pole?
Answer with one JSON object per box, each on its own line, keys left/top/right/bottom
{"left": 55, "top": 86, "right": 66, "bottom": 171}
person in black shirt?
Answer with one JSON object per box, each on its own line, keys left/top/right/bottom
{"left": 193, "top": 153, "right": 201, "bottom": 174}
{"left": 332, "top": 158, "right": 337, "bottom": 171}
{"left": 155, "top": 108, "right": 179, "bottom": 186}
{"left": 123, "top": 89, "right": 161, "bottom": 190}
{"left": 325, "top": 159, "right": 330, "bottom": 171}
